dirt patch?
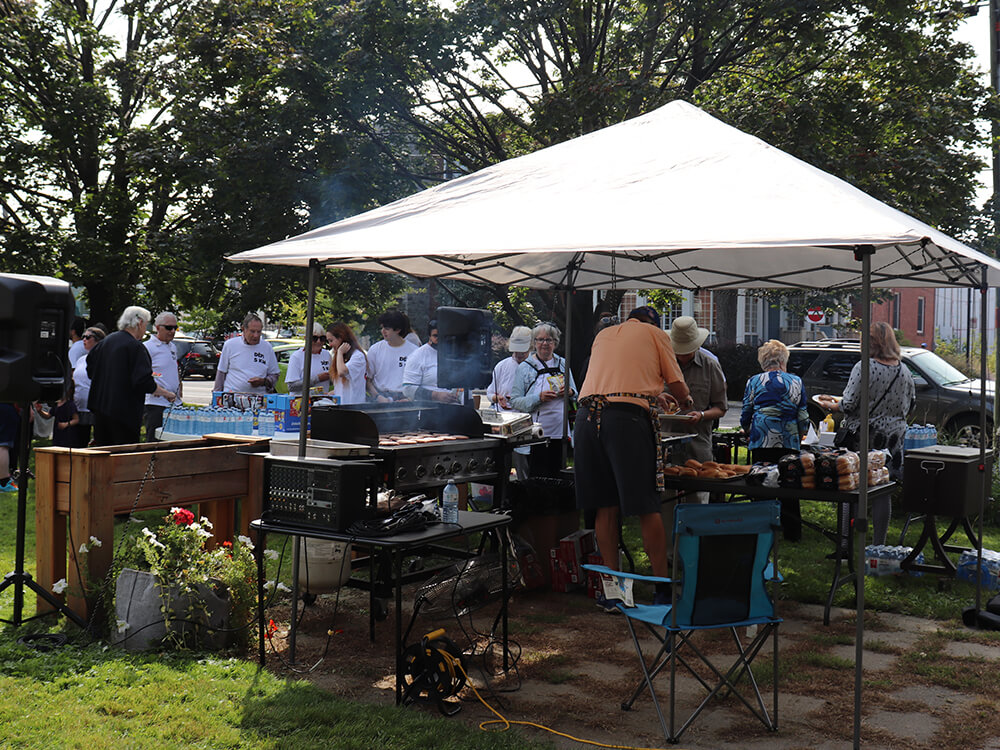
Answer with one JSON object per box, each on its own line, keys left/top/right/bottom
{"left": 255, "top": 586, "right": 1000, "bottom": 749}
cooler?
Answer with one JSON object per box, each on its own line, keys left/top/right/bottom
{"left": 902, "top": 445, "right": 993, "bottom": 517}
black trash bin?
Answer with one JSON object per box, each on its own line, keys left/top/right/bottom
{"left": 506, "top": 478, "right": 580, "bottom": 584}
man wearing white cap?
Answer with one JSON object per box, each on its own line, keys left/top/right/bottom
{"left": 666, "top": 316, "right": 728, "bottom": 502}
{"left": 486, "top": 325, "right": 533, "bottom": 478}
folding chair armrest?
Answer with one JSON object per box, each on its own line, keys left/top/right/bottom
{"left": 764, "top": 561, "right": 784, "bottom": 583}
{"left": 581, "top": 563, "right": 674, "bottom": 585}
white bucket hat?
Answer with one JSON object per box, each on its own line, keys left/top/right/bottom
{"left": 507, "top": 326, "right": 532, "bottom": 353}
{"left": 669, "top": 316, "right": 709, "bottom": 355}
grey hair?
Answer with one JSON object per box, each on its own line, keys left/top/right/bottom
{"left": 757, "top": 339, "right": 789, "bottom": 370}
{"left": 242, "top": 312, "right": 263, "bottom": 330}
{"left": 311, "top": 322, "right": 325, "bottom": 337}
{"left": 154, "top": 311, "right": 177, "bottom": 327}
{"left": 117, "top": 306, "right": 151, "bottom": 332}
{"left": 532, "top": 322, "right": 561, "bottom": 347}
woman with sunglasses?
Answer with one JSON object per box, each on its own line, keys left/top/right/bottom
{"left": 285, "top": 323, "right": 331, "bottom": 395}
{"left": 326, "top": 322, "right": 368, "bottom": 405}
{"left": 72, "top": 326, "right": 106, "bottom": 446}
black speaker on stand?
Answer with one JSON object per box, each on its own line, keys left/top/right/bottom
{"left": 436, "top": 307, "right": 493, "bottom": 392}
{"left": 0, "top": 274, "right": 86, "bottom": 628}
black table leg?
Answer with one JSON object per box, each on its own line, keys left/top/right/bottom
{"left": 394, "top": 547, "right": 403, "bottom": 705}
{"left": 256, "top": 528, "right": 266, "bottom": 666}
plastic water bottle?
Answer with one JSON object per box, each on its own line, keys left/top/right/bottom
{"left": 441, "top": 480, "right": 460, "bottom": 524}
{"left": 926, "top": 424, "right": 937, "bottom": 447}
{"left": 260, "top": 410, "right": 274, "bottom": 437}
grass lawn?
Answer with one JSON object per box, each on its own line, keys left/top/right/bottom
{"left": 4, "top": 440, "right": 1000, "bottom": 748}
{"left": 0, "top": 469, "right": 550, "bottom": 750}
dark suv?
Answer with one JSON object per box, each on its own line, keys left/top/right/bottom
{"left": 786, "top": 339, "right": 994, "bottom": 444}
{"left": 173, "top": 338, "right": 221, "bottom": 379}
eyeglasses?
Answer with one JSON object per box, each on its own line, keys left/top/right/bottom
{"left": 312, "top": 336, "right": 325, "bottom": 342}
{"left": 82, "top": 334, "right": 95, "bottom": 340}
{"left": 160, "top": 325, "right": 177, "bottom": 331}
{"left": 535, "top": 337, "right": 554, "bottom": 344}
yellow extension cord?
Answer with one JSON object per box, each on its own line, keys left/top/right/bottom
{"left": 454, "top": 659, "right": 686, "bottom": 750}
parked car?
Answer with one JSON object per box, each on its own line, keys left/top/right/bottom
{"left": 173, "top": 338, "right": 222, "bottom": 379}
{"left": 785, "top": 339, "right": 994, "bottom": 445}
{"left": 272, "top": 343, "right": 303, "bottom": 394}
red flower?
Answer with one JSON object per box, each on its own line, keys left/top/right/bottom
{"left": 222, "top": 540, "right": 232, "bottom": 548}
{"left": 172, "top": 508, "right": 196, "bottom": 526}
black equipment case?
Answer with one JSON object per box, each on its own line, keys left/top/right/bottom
{"left": 902, "top": 445, "right": 993, "bottom": 517}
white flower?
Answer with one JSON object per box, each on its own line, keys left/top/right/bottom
{"left": 150, "top": 538, "right": 166, "bottom": 550}
{"left": 79, "top": 543, "right": 89, "bottom": 555}
{"left": 197, "top": 527, "right": 212, "bottom": 539}
{"left": 264, "top": 549, "right": 279, "bottom": 560}
{"left": 52, "top": 579, "right": 68, "bottom": 594}
{"left": 142, "top": 527, "right": 155, "bottom": 538}
{"left": 116, "top": 619, "right": 131, "bottom": 633}
{"left": 237, "top": 535, "right": 254, "bottom": 550}
{"left": 263, "top": 580, "right": 275, "bottom": 591}
{"left": 200, "top": 516, "right": 213, "bottom": 529}
{"left": 170, "top": 507, "right": 184, "bottom": 515}
{"left": 276, "top": 582, "right": 291, "bottom": 593}
{"left": 88, "top": 536, "right": 102, "bottom": 548}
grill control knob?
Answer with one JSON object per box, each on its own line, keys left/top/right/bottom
{"left": 433, "top": 463, "right": 446, "bottom": 477}
{"left": 450, "top": 461, "right": 462, "bottom": 474}
{"left": 415, "top": 465, "right": 427, "bottom": 478}
{"left": 396, "top": 467, "right": 408, "bottom": 480}
{"left": 467, "top": 458, "right": 479, "bottom": 472}
{"left": 484, "top": 457, "right": 495, "bottom": 471}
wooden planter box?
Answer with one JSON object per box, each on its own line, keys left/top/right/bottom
{"left": 35, "top": 434, "right": 267, "bottom": 619}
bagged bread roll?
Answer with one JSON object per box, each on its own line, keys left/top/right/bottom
{"left": 868, "top": 449, "right": 889, "bottom": 470}
{"left": 838, "top": 472, "right": 859, "bottom": 491}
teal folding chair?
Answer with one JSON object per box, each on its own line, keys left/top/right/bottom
{"left": 583, "top": 500, "right": 782, "bottom": 744}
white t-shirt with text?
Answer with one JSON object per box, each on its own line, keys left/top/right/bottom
{"left": 218, "top": 338, "right": 279, "bottom": 393}
{"left": 366, "top": 339, "right": 417, "bottom": 396}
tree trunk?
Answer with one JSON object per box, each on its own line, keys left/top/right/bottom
{"left": 715, "top": 290, "right": 739, "bottom": 347}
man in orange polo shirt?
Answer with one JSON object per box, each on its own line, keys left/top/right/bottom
{"left": 575, "top": 306, "right": 691, "bottom": 606}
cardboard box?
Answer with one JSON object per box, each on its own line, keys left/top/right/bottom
{"left": 549, "top": 548, "right": 567, "bottom": 592}
{"left": 213, "top": 391, "right": 269, "bottom": 411}
{"left": 268, "top": 394, "right": 339, "bottom": 432}
{"left": 559, "top": 529, "right": 596, "bottom": 585}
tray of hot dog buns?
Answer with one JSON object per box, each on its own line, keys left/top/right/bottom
{"left": 664, "top": 459, "right": 753, "bottom": 480}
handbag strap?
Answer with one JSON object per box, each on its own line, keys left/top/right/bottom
{"left": 869, "top": 365, "right": 902, "bottom": 418}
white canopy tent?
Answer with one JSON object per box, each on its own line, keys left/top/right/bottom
{"left": 230, "top": 101, "right": 1000, "bottom": 748}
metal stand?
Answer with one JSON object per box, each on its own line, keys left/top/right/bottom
{"left": 0, "top": 401, "right": 87, "bottom": 628}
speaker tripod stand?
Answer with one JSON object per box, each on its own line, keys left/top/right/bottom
{"left": 0, "top": 401, "right": 86, "bottom": 628}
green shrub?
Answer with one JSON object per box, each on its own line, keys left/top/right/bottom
{"left": 710, "top": 342, "right": 760, "bottom": 401}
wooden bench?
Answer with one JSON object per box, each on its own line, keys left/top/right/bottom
{"left": 35, "top": 434, "right": 267, "bottom": 619}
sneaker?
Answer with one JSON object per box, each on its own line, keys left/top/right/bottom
{"left": 595, "top": 592, "right": 622, "bottom": 614}
{"left": 0, "top": 479, "right": 18, "bottom": 493}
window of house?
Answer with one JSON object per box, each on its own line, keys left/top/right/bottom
{"left": 892, "top": 293, "right": 900, "bottom": 330}
{"left": 693, "top": 290, "right": 715, "bottom": 331}
{"left": 916, "top": 297, "right": 925, "bottom": 334}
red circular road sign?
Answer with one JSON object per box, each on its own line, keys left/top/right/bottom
{"left": 806, "top": 308, "right": 825, "bottom": 324}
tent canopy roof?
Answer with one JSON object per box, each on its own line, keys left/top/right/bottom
{"left": 229, "top": 101, "right": 1000, "bottom": 291}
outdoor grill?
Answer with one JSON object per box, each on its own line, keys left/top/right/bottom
{"left": 310, "top": 402, "right": 507, "bottom": 495}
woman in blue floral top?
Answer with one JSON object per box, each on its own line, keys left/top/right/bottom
{"left": 741, "top": 339, "right": 810, "bottom": 541}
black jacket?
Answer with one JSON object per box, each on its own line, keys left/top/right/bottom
{"left": 87, "top": 331, "right": 156, "bottom": 427}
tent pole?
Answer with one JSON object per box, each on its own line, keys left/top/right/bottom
{"left": 977, "top": 268, "right": 989, "bottom": 616}
{"left": 562, "top": 288, "right": 572, "bottom": 468}
{"left": 853, "top": 246, "right": 873, "bottom": 750}
{"left": 289, "top": 258, "right": 319, "bottom": 666}
{"left": 298, "top": 260, "right": 319, "bottom": 459}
